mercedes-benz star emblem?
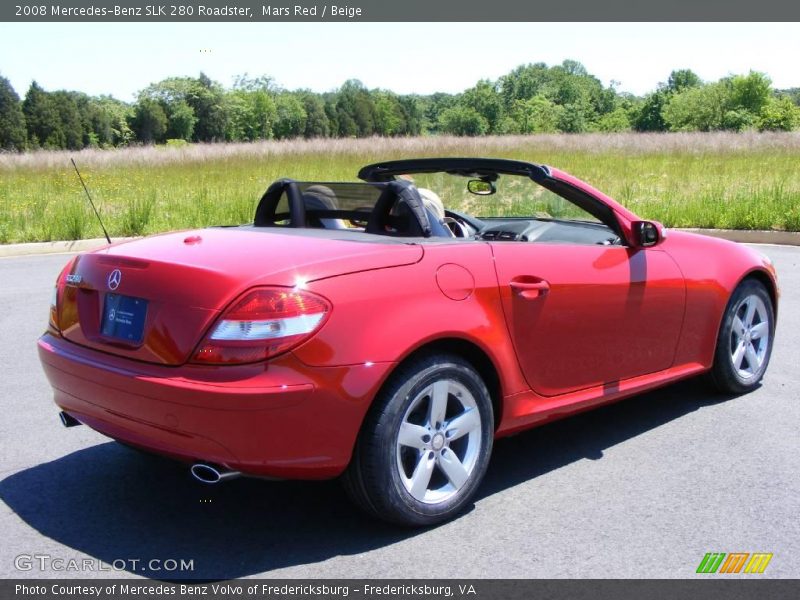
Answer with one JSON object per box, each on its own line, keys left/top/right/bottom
{"left": 107, "top": 269, "right": 122, "bottom": 290}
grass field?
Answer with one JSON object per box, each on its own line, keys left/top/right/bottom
{"left": 1, "top": 132, "right": 800, "bottom": 243}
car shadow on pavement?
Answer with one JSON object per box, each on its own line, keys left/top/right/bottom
{"left": 479, "top": 377, "right": 735, "bottom": 497}
{"left": 0, "top": 377, "right": 734, "bottom": 580}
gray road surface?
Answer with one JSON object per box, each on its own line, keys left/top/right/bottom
{"left": 1, "top": 245, "right": 798, "bottom": 580}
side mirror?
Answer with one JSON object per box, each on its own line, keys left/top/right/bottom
{"left": 467, "top": 179, "right": 495, "bottom": 195}
{"left": 632, "top": 220, "right": 664, "bottom": 247}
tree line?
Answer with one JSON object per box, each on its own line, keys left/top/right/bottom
{"left": 1, "top": 60, "right": 799, "bottom": 152}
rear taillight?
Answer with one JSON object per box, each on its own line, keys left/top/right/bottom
{"left": 48, "top": 285, "right": 59, "bottom": 332}
{"left": 48, "top": 258, "right": 76, "bottom": 333}
{"left": 191, "top": 287, "right": 331, "bottom": 365}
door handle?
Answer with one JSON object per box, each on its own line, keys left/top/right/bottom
{"left": 510, "top": 279, "right": 550, "bottom": 299}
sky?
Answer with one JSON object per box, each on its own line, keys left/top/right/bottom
{"left": 1, "top": 22, "right": 799, "bottom": 100}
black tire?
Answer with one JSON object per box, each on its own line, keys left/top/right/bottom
{"left": 710, "top": 279, "right": 775, "bottom": 394}
{"left": 343, "top": 353, "right": 494, "bottom": 526}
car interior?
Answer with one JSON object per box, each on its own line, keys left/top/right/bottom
{"left": 250, "top": 171, "right": 622, "bottom": 246}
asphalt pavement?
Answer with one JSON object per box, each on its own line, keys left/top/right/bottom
{"left": 0, "top": 245, "right": 798, "bottom": 580}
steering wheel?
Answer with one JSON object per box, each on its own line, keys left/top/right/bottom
{"left": 597, "top": 235, "right": 622, "bottom": 246}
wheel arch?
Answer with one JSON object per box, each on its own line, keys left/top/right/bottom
{"left": 708, "top": 267, "right": 777, "bottom": 394}
{"left": 739, "top": 267, "right": 779, "bottom": 321}
{"left": 372, "top": 336, "right": 504, "bottom": 433}
{"left": 341, "top": 334, "right": 500, "bottom": 525}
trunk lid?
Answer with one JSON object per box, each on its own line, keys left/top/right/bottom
{"left": 57, "top": 228, "right": 423, "bottom": 365}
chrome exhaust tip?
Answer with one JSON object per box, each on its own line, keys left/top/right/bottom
{"left": 59, "top": 411, "right": 82, "bottom": 428}
{"left": 190, "top": 463, "right": 241, "bottom": 484}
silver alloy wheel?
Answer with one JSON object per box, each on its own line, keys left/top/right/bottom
{"left": 730, "top": 293, "right": 770, "bottom": 380}
{"left": 395, "top": 379, "right": 482, "bottom": 504}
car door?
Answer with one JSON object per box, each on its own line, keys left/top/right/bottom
{"left": 492, "top": 242, "right": 685, "bottom": 397}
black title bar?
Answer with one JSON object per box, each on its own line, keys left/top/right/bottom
{"left": 4, "top": 579, "right": 800, "bottom": 600}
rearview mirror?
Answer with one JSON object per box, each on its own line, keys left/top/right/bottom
{"left": 467, "top": 180, "right": 495, "bottom": 195}
{"left": 632, "top": 220, "right": 663, "bottom": 247}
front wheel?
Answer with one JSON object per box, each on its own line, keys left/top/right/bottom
{"left": 343, "top": 353, "right": 494, "bottom": 526}
{"left": 710, "top": 279, "right": 775, "bottom": 394}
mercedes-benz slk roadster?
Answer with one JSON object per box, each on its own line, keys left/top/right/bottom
{"left": 38, "top": 158, "right": 778, "bottom": 525}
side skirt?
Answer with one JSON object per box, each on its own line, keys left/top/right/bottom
{"left": 495, "top": 362, "right": 707, "bottom": 437}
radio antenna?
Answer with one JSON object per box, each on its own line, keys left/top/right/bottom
{"left": 70, "top": 158, "right": 111, "bottom": 244}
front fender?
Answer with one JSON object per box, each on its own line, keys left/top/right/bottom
{"left": 661, "top": 231, "right": 778, "bottom": 367}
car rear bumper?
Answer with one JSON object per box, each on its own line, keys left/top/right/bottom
{"left": 37, "top": 333, "right": 392, "bottom": 479}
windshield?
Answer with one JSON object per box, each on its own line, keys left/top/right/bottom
{"left": 395, "top": 172, "right": 600, "bottom": 222}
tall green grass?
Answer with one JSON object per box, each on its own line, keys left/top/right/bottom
{"left": 1, "top": 132, "right": 799, "bottom": 243}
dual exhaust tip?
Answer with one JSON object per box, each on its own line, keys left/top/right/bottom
{"left": 58, "top": 411, "right": 240, "bottom": 485}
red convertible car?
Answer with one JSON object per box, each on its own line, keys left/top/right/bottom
{"left": 38, "top": 158, "right": 778, "bottom": 525}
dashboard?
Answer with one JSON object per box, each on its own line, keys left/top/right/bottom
{"left": 446, "top": 212, "right": 621, "bottom": 246}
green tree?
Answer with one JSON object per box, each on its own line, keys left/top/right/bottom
{"left": 191, "top": 73, "right": 227, "bottom": 141}
{"left": 224, "top": 92, "right": 249, "bottom": 141}
{"left": 397, "top": 95, "right": 423, "bottom": 135}
{"left": 500, "top": 63, "right": 550, "bottom": 110}
{"left": 301, "top": 93, "right": 329, "bottom": 138}
{"left": 729, "top": 71, "right": 772, "bottom": 115}
{"left": 667, "top": 69, "right": 702, "bottom": 93}
{"left": 548, "top": 61, "right": 603, "bottom": 114}
{"left": 557, "top": 103, "right": 589, "bottom": 133}
{"left": 22, "top": 81, "right": 63, "bottom": 148}
{"left": 721, "top": 108, "right": 757, "bottom": 132}
{"left": 273, "top": 93, "right": 306, "bottom": 139}
{"left": 139, "top": 73, "right": 227, "bottom": 142}
{"left": 373, "top": 91, "right": 405, "bottom": 136}
{"left": 229, "top": 88, "right": 277, "bottom": 141}
{"left": 662, "top": 83, "right": 729, "bottom": 131}
{"left": 498, "top": 60, "right": 612, "bottom": 129}
{"left": 165, "top": 100, "right": 197, "bottom": 141}
{"left": 352, "top": 95, "right": 375, "bottom": 136}
{"left": 0, "top": 75, "right": 27, "bottom": 150}
{"left": 335, "top": 80, "right": 375, "bottom": 137}
{"left": 334, "top": 106, "right": 357, "bottom": 137}
{"left": 51, "top": 91, "right": 87, "bottom": 150}
{"left": 130, "top": 98, "right": 167, "bottom": 143}
{"left": 81, "top": 97, "right": 114, "bottom": 147}
{"left": 633, "top": 90, "right": 669, "bottom": 131}
{"left": 252, "top": 90, "right": 277, "bottom": 139}
{"left": 323, "top": 94, "right": 340, "bottom": 136}
{"left": 561, "top": 59, "right": 588, "bottom": 77}
{"left": 596, "top": 106, "right": 632, "bottom": 132}
{"left": 506, "top": 95, "right": 562, "bottom": 133}
{"left": 462, "top": 80, "right": 503, "bottom": 133}
{"left": 437, "top": 106, "right": 488, "bottom": 136}
{"left": 422, "top": 93, "right": 458, "bottom": 133}
{"left": 758, "top": 96, "right": 800, "bottom": 131}
{"left": 94, "top": 96, "right": 134, "bottom": 146}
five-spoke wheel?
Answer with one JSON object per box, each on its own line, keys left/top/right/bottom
{"left": 729, "top": 293, "right": 771, "bottom": 380}
{"left": 344, "top": 353, "right": 493, "bottom": 526}
{"left": 396, "top": 379, "right": 482, "bottom": 504}
{"left": 711, "top": 279, "right": 775, "bottom": 394}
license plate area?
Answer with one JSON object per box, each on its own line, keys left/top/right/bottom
{"left": 101, "top": 293, "right": 148, "bottom": 344}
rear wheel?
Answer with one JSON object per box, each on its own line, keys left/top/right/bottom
{"left": 344, "top": 353, "right": 494, "bottom": 526}
{"left": 710, "top": 279, "right": 775, "bottom": 394}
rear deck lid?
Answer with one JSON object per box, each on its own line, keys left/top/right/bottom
{"left": 56, "top": 228, "right": 422, "bottom": 365}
